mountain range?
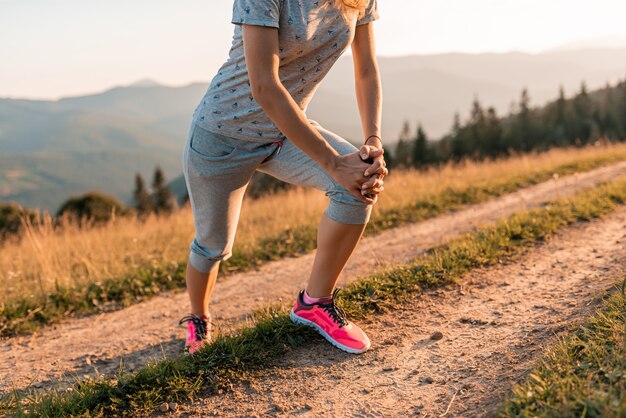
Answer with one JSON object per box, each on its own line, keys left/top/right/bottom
{"left": 1, "top": 48, "right": 626, "bottom": 212}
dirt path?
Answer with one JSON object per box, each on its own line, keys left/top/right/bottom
{"left": 181, "top": 205, "right": 626, "bottom": 417}
{"left": 1, "top": 162, "right": 625, "bottom": 395}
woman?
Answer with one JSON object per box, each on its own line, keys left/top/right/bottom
{"left": 179, "top": 0, "right": 387, "bottom": 355}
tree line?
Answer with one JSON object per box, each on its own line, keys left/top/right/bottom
{"left": 1, "top": 162, "right": 287, "bottom": 239}
{"left": 0, "top": 166, "right": 176, "bottom": 239}
{"left": 391, "top": 78, "right": 626, "bottom": 169}
{"left": 2, "top": 78, "right": 625, "bottom": 237}
{"left": 132, "top": 167, "right": 176, "bottom": 217}
{"left": 54, "top": 166, "right": 178, "bottom": 222}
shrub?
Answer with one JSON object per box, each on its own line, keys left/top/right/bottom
{"left": 56, "top": 192, "right": 128, "bottom": 224}
{"left": 0, "top": 202, "right": 39, "bottom": 240}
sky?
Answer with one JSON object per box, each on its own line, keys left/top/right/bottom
{"left": 2, "top": 0, "right": 626, "bottom": 100}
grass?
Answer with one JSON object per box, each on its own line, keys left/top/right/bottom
{"left": 497, "top": 278, "right": 626, "bottom": 418}
{"left": 3, "top": 174, "right": 626, "bottom": 417}
{"left": 1, "top": 143, "right": 626, "bottom": 337}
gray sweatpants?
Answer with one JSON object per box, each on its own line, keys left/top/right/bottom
{"left": 182, "top": 119, "right": 372, "bottom": 273}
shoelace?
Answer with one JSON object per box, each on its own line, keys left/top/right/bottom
{"left": 318, "top": 288, "right": 349, "bottom": 328}
{"left": 179, "top": 314, "right": 209, "bottom": 341}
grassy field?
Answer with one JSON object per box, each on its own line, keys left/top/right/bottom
{"left": 1, "top": 143, "right": 626, "bottom": 337}
{"left": 3, "top": 175, "right": 626, "bottom": 417}
{"left": 498, "top": 278, "right": 625, "bottom": 417}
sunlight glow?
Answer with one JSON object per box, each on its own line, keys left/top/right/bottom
{"left": 1, "top": 0, "right": 625, "bottom": 99}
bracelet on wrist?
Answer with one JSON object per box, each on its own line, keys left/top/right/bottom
{"left": 365, "top": 135, "right": 383, "bottom": 147}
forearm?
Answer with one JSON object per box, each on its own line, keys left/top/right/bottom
{"left": 355, "top": 73, "right": 383, "bottom": 147}
{"left": 253, "top": 83, "right": 339, "bottom": 172}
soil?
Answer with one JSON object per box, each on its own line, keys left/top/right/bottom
{"left": 179, "top": 205, "right": 626, "bottom": 417}
{"left": 0, "top": 161, "right": 625, "bottom": 400}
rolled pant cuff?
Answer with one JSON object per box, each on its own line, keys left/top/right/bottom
{"left": 188, "top": 250, "right": 229, "bottom": 273}
{"left": 324, "top": 199, "right": 372, "bottom": 225}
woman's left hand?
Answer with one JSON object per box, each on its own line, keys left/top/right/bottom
{"left": 358, "top": 142, "right": 388, "bottom": 200}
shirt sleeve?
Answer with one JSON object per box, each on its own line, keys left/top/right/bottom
{"left": 231, "top": 0, "right": 281, "bottom": 28}
{"left": 356, "top": 0, "right": 379, "bottom": 26}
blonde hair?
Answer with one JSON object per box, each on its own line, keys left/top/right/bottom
{"left": 337, "top": 0, "right": 367, "bottom": 19}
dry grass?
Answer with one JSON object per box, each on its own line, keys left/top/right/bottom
{"left": 1, "top": 143, "right": 626, "bottom": 307}
{"left": 7, "top": 170, "right": 626, "bottom": 417}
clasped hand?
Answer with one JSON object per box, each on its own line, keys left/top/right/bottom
{"left": 330, "top": 143, "right": 388, "bottom": 204}
{"left": 358, "top": 143, "right": 387, "bottom": 202}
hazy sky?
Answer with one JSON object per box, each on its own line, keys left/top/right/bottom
{"left": 2, "top": 0, "right": 626, "bottom": 99}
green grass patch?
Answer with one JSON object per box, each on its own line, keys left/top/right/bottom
{"left": 0, "top": 262, "right": 186, "bottom": 337}
{"left": 2, "top": 176, "right": 626, "bottom": 417}
{"left": 1, "top": 154, "right": 624, "bottom": 339}
{"left": 497, "top": 279, "right": 626, "bottom": 418}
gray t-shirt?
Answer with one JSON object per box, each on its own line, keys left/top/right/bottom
{"left": 192, "top": 0, "right": 379, "bottom": 142}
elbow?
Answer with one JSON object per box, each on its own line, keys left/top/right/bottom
{"left": 356, "top": 66, "right": 380, "bottom": 84}
{"left": 354, "top": 56, "right": 380, "bottom": 84}
{"left": 250, "top": 79, "right": 280, "bottom": 107}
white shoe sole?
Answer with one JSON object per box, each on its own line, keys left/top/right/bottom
{"left": 290, "top": 309, "right": 370, "bottom": 354}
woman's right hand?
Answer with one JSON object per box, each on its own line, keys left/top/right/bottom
{"left": 329, "top": 150, "right": 383, "bottom": 204}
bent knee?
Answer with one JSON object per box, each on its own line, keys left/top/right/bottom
{"left": 188, "top": 238, "right": 232, "bottom": 273}
{"left": 325, "top": 190, "right": 372, "bottom": 225}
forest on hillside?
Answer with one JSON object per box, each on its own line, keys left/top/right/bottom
{"left": 2, "top": 78, "right": 625, "bottom": 238}
{"left": 393, "top": 78, "right": 626, "bottom": 168}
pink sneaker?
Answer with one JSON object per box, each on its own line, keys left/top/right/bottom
{"left": 179, "top": 314, "right": 212, "bottom": 355}
{"left": 290, "top": 288, "right": 371, "bottom": 354}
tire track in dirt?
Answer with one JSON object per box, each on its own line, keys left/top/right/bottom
{"left": 1, "top": 162, "right": 625, "bottom": 394}
{"left": 181, "top": 205, "right": 626, "bottom": 417}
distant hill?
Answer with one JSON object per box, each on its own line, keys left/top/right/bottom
{"left": 0, "top": 82, "right": 209, "bottom": 212}
{"left": 310, "top": 48, "right": 626, "bottom": 139}
{"left": 2, "top": 48, "right": 626, "bottom": 211}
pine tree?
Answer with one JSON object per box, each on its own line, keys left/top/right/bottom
{"left": 484, "top": 107, "right": 503, "bottom": 156}
{"left": 518, "top": 88, "right": 533, "bottom": 151}
{"left": 469, "top": 98, "right": 486, "bottom": 157}
{"left": 452, "top": 113, "right": 462, "bottom": 137}
{"left": 556, "top": 86, "right": 567, "bottom": 124}
{"left": 597, "top": 83, "right": 619, "bottom": 140}
{"left": 151, "top": 166, "right": 175, "bottom": 214}
{"left": 552, "top": 86, "right": 569, "bottom": 145}
{"left": 394, "top": 138, "right": 412, "bottom": 168}
{"left": 619, "top": 79, "right": 626, "bottom": 139}
{"left": 450, "top": 113, "right": 469, "bottom": 160}
{"left": 573, "top": 82, "right": 595, "bottom": 144}
{"left": 133, "top": 173, "right": 153, "bottom": 216}
{"left": 382, "top": 145, "right": 395, "bottom": 170}
{"left": 394, "top": 120, "right": 413, "bottom": 167}
{"left": 412, "top": 124, "right": 430, "bottom": 168}
{"left": 399, "top": 120, "right": 411, "bottom": 142}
